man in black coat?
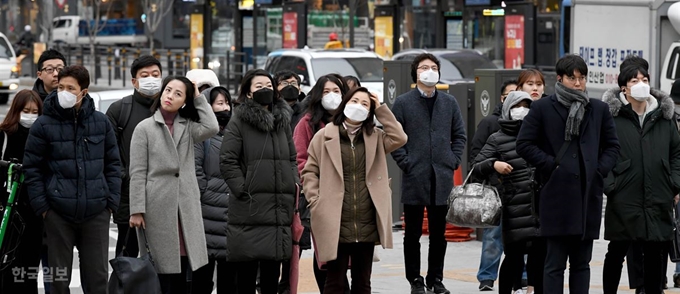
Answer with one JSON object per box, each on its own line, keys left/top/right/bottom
{"left": 516, "top": 55, "right": 620, "bottom": 293}
{"left": 32, "top": 49, "right": 66, "bottom": 101}
{"left": 23, "top": 65, "right": 121, "bottom": 294}
{"left": 392, "top": 53, "right": 467, "bottom": 294}
{"left": 106, "top": 55, "right": 162, "bottom": 258}
{"left": 472, "top": 79, "right": 516, "bottom": 291}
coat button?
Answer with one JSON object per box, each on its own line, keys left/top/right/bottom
{"left": 574, "top": 175, "right": 579, "bottom": 179}
{"left": 378, "top": 176, "right": 382, "bottom": 180}
{"left": 368, "top": 182, "right": 372, "bottom": 186}
{"left": 572, "top": 154, "right": 577, "bottom": 158}
{"left": 175, "top": 173, "right": 179, "bottom": 177}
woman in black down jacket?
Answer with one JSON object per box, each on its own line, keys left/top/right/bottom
{"left": 193, "top": 86, "right": 236, "bottom": 294}
{"left": 472, "top": 91, "right": 546, "bottom": 294}
{"left": 219, "top": 69, "right": 299, "bottom": 294}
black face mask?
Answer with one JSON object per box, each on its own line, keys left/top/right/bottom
{"left": 280, "top": 85, "right": 300, "bottom": 101}
{"left": 214, "top": 110, "right": 231, "bottom": 126}
{"left": 252, "top": 88, "right": 274, "bottom": 105}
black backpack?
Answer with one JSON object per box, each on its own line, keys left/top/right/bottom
{"left": 116, "top": 95, "right": 134, "bottom": 136}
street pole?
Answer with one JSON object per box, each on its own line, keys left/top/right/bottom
{"left": 349, "top": 0, "right": 355, "bottom": 48}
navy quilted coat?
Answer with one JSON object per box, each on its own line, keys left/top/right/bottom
{"left": 23, "top": 91, "right": 121, "bottom": 223}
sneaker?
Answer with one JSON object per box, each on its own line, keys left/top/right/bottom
{"left": 635, "top": 288, "right": 645, "bottom": 294}
{"left": 513, "top": 290, "right": 524, "bottom": 294}
{"left": 478, "top": 280, "right": 494, "bottom": 291}
{"left": 675, "top": 273, "right": 680, "bottom": 288}
{"left": 411, "top": 277, "right": 426, "bottom": 294}
{"left": 426, "top": 279, "right": 451, "bottom": 294}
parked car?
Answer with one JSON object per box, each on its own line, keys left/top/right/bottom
{"left": 264, "top": 48, "right": 385, "bottom": 102}
{"left": 391, "top": 49, "right": 498, "bottom": 83}
{"left": 0, "top": 32, "right": 20, "bottom": 104}
{"left": 88, "top": 89, "right": 133, "bottom": 113}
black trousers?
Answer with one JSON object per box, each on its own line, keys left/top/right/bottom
{"left": 44, "top": 209, "right": 110, "bottom": 294}
{"left": 115, "top": 223, "right": 139, "bottom": 257}
{"left": 313, "top": 249, "right": 350, "bottom": 294}
{"left": 498, "top": 238, "right": 546, "bottom": 294}
{"left": 158, "top": 256, "right": 192, "bottom": 294}
{"left": 192, "top": 257, "right": 237, "bottom": 294}
{"left": 325, "top": 242, "right": 375, "bottom": 294}
{"left": 603, "top": 241, "right": 665, "bottom": 294}
{"left": 0, "top": 205, "right": 43, "bottom": 294}
{"left": 626, "top": 243, "right": 668, "bottom": 290}
{"left": 403, "top": 204, "right": 448, "bottom": 285}
{"left": 237, "top": 260, "right": 281, "bottom": 294}
{"left": 544, "top": 236, "right": 594, "bottom": 294}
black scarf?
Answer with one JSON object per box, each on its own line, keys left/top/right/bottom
{"left": 555, "top": 82, "right": 590, "bottom": 141}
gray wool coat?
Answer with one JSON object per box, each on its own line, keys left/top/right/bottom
{"left": 129, "top": 94, "right": 219, "bottom": 274}
{"left": 391, "top": 89, "right": 467, "bottom": 206}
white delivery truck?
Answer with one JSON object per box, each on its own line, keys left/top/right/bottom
{"left": 52, "top": 16, "right": 146, "bottom": 46}
{"left": 570, "top": 0, "right": 680, "bottom": 99}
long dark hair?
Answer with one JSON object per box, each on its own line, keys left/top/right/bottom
{"left": 151, "top": 76, "right": 200, "bottom": 122}
{"left": 236, "top": 69, "right": 277, "bottom": 104}
{"left": 331, "top": 87, "right": 376, "bottom": 135}
{"left": 305, "top": 74, "right": 346, "bottom": 133}
{"left": 0, "top": 90, "right": 43, "bottom": 134}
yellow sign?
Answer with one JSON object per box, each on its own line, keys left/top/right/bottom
{"left": 374, "top": 16, "right": 393, "bottom": 59}
{"left": 190, "top": 14, "right": 204, "bottom": 70}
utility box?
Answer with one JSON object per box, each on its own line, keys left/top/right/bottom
{"left": 473, "top": 69, "right": 524, "bottom": 129}
{"left": 383, "top": 60, "right": 414, "bottom": 225}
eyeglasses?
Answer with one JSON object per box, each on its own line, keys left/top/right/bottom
{"left": 279, "top": 81, "right": 299, "bottom": 87}
{"left": 565, "top": 76, "right": 587, "bottom": 83}
{"left": 418, "top": 65, "right": 439, "bottom": 71}
{"left": 41, "top": 67, "right": 64, "bottom": 74}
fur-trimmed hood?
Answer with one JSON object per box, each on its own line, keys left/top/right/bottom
{"left": 234, "top": 97, "right": 293, "bottom": 132}
{"left": 186, "top": 69, "right": 220, "bottom": 90}
{"left": 602, "top": 87, "right": 675, "bottom": 120}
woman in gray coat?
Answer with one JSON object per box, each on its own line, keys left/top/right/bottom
{"left": 129, "top": 76, "right": 219, "bottom": 294}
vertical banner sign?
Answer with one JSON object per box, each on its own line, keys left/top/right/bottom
{"left": 504, "top": 15, "right": 524, "bottom": 69}
{"left": 374, "top": 16, "right": 393, "bottom": 59}
{"left": 190, "top": 14, "right": 204, "bottom": 70}
{"left": 283, "top": 12, "right": 298, "bottom": 49}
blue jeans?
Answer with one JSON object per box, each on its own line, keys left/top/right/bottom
{"left": 477, "top": 224, "right": 503, "bottom": 282}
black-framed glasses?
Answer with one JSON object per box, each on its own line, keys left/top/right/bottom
{"left": 41, "top": 67, "right": 64, "bottom": 74}
{"left": 280, "top": 81, "right": 299, "bottom": 87}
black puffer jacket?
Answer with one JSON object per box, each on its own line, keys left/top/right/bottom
{"left": 195, "top": 131, "right": 230, "bottom": 259}
{"left": 473, "top": 93, "right": 539, "bottom": 244}
{"left": 219, "top": 97, "right": 299, "bottom": 262}
{"left": 23, "top": 92, "right": 122, "bottom": 223}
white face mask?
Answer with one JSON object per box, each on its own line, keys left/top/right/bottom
{"left": 58, "top": 90, "right": 82, "bottom": 109}
{"left": 510, "top": 107, "right": 530, "bottom": 121}
{"left": 343, "top": 103, "right": 370, "bottom": 122}
{"left": 321, "top": 92, "right": 342, "bottom": 110}
{"left": 630, "top": 81, "right": 651, "bottom": 102}
{"left": 419, "top": 69, "right": 439, "bottom": 87}
{"left": 137, "top": 77, "right": 162, "bottom": 96}
{"left": 19, "top": 113, "right": 38, "bottom": 128}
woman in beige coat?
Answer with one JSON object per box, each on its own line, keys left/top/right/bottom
{"left": 128, "top": 76, "right": 219, "bottom": 294}
{"left": 302, "top": 87, "right": 407, "bottom": 293}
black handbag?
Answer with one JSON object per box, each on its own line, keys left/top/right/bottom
{"left": 108, "top": 227, "right": 162, "bottom": 294}
{"left": 670, "top": 207, "right": 680, "bottom": 262}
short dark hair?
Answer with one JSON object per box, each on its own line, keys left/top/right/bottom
{"left": 237, "top": 69, "right": 276, "bottom": 104}
{"left": 58, "top": 65, "right": 90, "bottom": 90}
{"left": 331, "top": 87, "right": 376, "bottom": 135}
{"left": 343, "top": 75, "right": 361, "bottom": 88}
{"left": 500, "top": 79, "right": 518, "bottom": 94}
{"left": 555, "top": 54, "right": 588, "bottom": 77}
{"left": 274, "top": 70, "right": 301, "bottom": 85}
{"left": 37, "top": 49, "right": 66, "bottom": 70}
{"left": 131, "top": 55, "right": 162, "bottom": 78}
{"left": 210, "top": 86, "right": 232, "bottom": 109}
{"left": 411, "top": 53, "right": 441, "bottom": 83}
{"left": 151, "top": 76, "right": 200, "bottom": 121}
{"left": 617, "top": 65, "right": 650, "bottom": 87}
{"left": 620, "top": 55, "right": 649, "bottom": 72}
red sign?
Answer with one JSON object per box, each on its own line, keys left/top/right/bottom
{"left": 504, "top": 15, "right": 524, "bottom": 69}
{"left": 283, "top": 12, "right": 298, "bottom": 49}
{"left": 56, "top": 0, "right": 66, "bottom": 9}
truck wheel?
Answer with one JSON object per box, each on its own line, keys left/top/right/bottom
{"left": 0, "top": 94, "right": 9, "bottom": 105}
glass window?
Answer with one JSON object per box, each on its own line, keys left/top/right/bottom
{"left": 172, "top": 0, "right": 192, "bottom": 38}
{"left": 440, "top": 53, "right": 497, "bottom": 78}
{"left": 0, "top": 36, "right": 12, "bottom": 59}
{"left": 53, "top": 19, "right": 71, "bottom": 29}
{"left": 279, "top": 56, "right": 309, "bottom": 82}
{"left": 311, "top": 58, "right": 383, "bottom": 82}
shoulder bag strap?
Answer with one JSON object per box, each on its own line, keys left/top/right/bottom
{"left": 1, "top": 132, "right": 7, "bottom": 160}
{"left": 554, "top": 139, "right": 572, "bottom": 167}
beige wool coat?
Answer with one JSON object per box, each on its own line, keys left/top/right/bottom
{"left": 129, "top": 94, "right": 219, "bottom": 273}
{"left": 301, "top": 105, "right": 407, "bottom": 263}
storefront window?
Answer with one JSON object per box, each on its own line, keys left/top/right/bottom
{"left": 173, "top": 0, "right": 192, "bottom": 38}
